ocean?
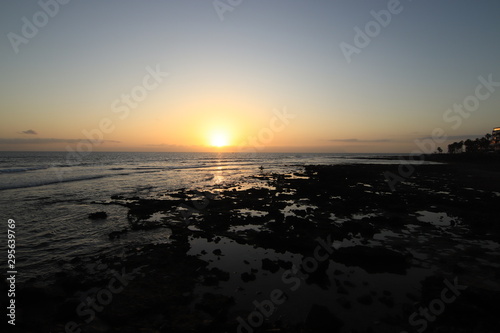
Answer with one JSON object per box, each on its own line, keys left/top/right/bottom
{"left": 0, "top": 151, "right": 404, "bottom": 283}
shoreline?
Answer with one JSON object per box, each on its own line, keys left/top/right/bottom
{"left": 8, "top": 162, "right": 500, "bottom": 332}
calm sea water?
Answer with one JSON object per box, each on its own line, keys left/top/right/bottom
{"left": 0, "top": 151, "right": 403, "bottom": 283}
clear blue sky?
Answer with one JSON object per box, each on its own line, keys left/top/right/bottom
{"left": 1, "top": 0, "right": 499, "bottom": 152}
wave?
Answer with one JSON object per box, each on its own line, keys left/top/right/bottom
{"left": 157, "top": 165, "right": 209, "bottom": 171}
{"left": 0, "top": 166, "right": 51, "bottom": 174}
{"left": 0, "top": 174, "right": 108, "bottom": 191}
{"left": 195, "top": 158, "right": 263, "bottom": 163}
{"left": 0, "top": 162, "right": 120, "bottom": 174}
{"left": 0, "top": 159, "right": 260, "bottom": 175}
{"left": 0, "top": 167, "right": 166, "bottom": 191}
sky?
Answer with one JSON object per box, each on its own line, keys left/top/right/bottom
{"left": 1, "top": 0, "right": 499, "bottom": 153}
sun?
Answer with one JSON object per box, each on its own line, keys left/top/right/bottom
{"left": 209, "top": 132, "right": 229, "bottom": 148}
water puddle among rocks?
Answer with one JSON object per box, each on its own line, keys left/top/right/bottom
{"left": 415, "top": 210, "right": 459, "bottom": 227}
{"left": 187, "top": 235, "right": 435, "bottom": 332}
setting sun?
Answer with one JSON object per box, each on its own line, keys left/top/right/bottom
{"left": 210, "top": 132, "right": 229, "bottom": 147}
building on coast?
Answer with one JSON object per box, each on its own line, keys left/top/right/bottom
{"left": 491, "top": 127, "right": 500, "bottom": 151}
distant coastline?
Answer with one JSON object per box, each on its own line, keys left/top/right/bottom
{"left": 354, "top": 152, "right": 500, "bottom": 164}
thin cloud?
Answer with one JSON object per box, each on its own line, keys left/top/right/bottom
{"left": 145, "top": 143, "right": 185, "bottom": 147}
{"left": 417, "top": 134, "right": 484, "bottom": 141}
{"left": 0, "top": 138, "right": 121, "bottom": 144}
{"left": 329, "top": 138, "right": 393, "bottom": 143}
{"left": 20, "top": 129, "right": 38, "bottom": 135}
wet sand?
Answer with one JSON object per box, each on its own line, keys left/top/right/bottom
{"left": 8, "top": 162, "right": 500, "bottom": 333}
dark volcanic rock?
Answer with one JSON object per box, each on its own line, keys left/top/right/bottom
{"left": 241, "top": 272, "right": 256, "bottom": 282}
{"left": 337, "top": 296, "right": 351, "bottom": 309}
{"left": 304, "top": 258, "right": 331, "bottom": 289}
{"left": 25, "top": 162, "right": 500, "bottom": 332}
{"left": 342, "top": 219, "right": 378, "bottom": 238}
{"left": 305, "top": 304, "right": 343, "bottom": 333}
{"left": 195, "top": 293, "right": 234, "bottom": 320}
{"left": 88, "top": 211, "right": 108, "bottom": 220}
{"left": 332, "top": 246, "right": 412, "bottom": 274}
{"left": 202, "top": 267, "right": 230, "bottom": 286}
{"left": 357, "top": 293, "right": 373, "bottom": 305}
{"left": 108, "top": 229, "right": 128, "bottom": 239}
{"left": 378, "top": 295, "right": 395, "bottom": 308}
{"left": 261, "top": 258, "right": 280, "bottom": 273}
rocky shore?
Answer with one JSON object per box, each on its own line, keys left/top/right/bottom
{"left": 7, "top": 162, "right": 500, "bottom": 333}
